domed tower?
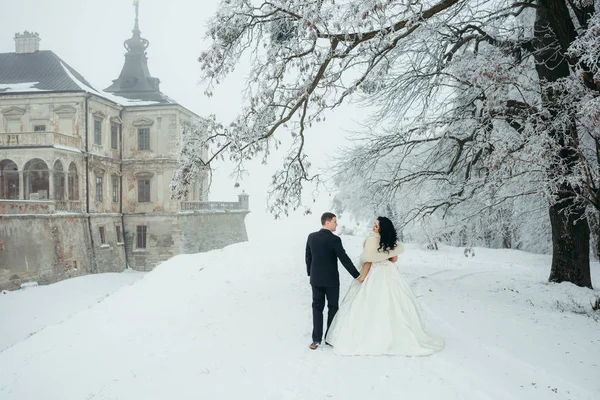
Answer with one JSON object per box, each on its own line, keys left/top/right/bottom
{"left": 104, "top": 0, "right": 170, "bottom": 103}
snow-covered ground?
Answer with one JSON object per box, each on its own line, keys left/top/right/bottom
{"left": 0, "top": 271, "right": 144, "bottom": 352}
{"left": 1, "top": 224, "right": 599, "bottom": 400}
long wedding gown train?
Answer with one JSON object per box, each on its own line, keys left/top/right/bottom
{"left": 326, "top": 259, "right": 445, "bottom": 356}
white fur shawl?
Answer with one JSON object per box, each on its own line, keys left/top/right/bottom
{"left": 359, "top": 232, "right": 404, "bottom": 265}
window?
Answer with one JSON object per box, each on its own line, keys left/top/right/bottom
{"left": 111, "top": 175, "right": 119, "bottom": 203}
{"left": 111, "top": 125, "right": 119, "bottom": 150}
{"left": 115, "top": 226, "right": 123, "bottom": 244}
{"left": 136, "top": 225, "right": 147, "bottom": 249}
{"left": 95, "top": 176, "right": 103, "bottom": 202}
{"left": 34, "top": 125, "right": 46, "bottom": 132}
{"left": 99, "top": 226, "right": 107, "bottom": 245}
{"left": 94, "top": 120, "right": 102, "bottom": 145}
{"left": 138, "top": 127, "right": 150, "bottom": 150}
{"left": 138, "top": 179, "right": 150, "bottom": 202}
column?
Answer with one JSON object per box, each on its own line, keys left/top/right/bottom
{"left": 18, "top": 171, "right": 24, "bottom": 200}
{"left": 48, "top": 171, "right": 54, "bottom": 200}
{"left": 157, "top": 172, "right": 164, "bottom": 206}
{"left": 64, "top": 172, "right": 69, "bottom": 201}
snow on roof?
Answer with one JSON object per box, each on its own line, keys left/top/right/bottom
{"left": 0, "top": 82, "right": 48, "bottom": 92}
{"left": 59, "top": 62, "right": 163, "bottom": 106}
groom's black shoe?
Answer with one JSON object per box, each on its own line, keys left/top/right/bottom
{"left": 309, "top": 342, "right": 320, "bottom": 350}
{"left": 325, "top": 342, "right": 333, "bottom": 347}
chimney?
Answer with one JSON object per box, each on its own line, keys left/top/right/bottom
{"left": 14, "top": 31, "right": 41, "bottom": 54}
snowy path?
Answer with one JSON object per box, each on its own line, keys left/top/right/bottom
{"left": 0, "top": 235, "right": 598, "bottom": 399}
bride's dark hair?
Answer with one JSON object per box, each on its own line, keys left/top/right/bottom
{"left": 377, "top": 216, "right": 398, "bottom": 253}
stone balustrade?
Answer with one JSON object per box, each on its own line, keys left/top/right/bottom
{"left": 0, "top": 199, "right": 56, "bottom": 215}
{"left": 0, "top": 200, "right": 86, "bottom": 215}
{"left": 180, "top": 201, "right": 247, "bottom": 212}
{"left": 55, "top": 200, "right": 83, "bottom": 213}
{"left": 0, "top": 131, "right": 82, "bottom": 148}
{"left": 1, "top": 199, "right": 247, "bottom": 215}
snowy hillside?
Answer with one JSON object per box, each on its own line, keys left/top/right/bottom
{"left": 1, "top": 226, "right": 599, "bottom": 400}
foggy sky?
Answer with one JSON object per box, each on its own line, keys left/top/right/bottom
{"left": 0, "top": 0, "right": 369, "bottom": 224}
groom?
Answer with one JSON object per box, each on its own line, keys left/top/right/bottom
{"left": 305, "top": 212, "right": 361, "bottom": 350}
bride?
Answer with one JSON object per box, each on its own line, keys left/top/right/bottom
{"left": 326, "top": 217, "right": 445, "bottom": 356}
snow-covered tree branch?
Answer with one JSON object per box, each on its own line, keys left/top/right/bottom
{"left": 172, "top": 0, "right": 599, "bottom": 288}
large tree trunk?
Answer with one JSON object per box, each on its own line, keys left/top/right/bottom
{"left": 548, "top": 192, "right": 592, "bottom": 287}
{"left": 535, "top": 1, "right": 592, "bottom": 288}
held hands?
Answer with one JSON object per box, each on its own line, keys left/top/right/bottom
{"left": 357, "top": 261, "right": 371, "bottom": 283}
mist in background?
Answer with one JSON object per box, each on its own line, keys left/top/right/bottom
{"left": 0, "top": 0, "right": 372, "bottom": 238}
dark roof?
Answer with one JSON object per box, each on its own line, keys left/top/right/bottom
{"left": 0, "top": 50, "right": 97, "bottom": 93}
{"left": 0, "top": 49, "right": 180, "bottom": 107}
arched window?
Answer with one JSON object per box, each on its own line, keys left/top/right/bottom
{"left": 23, "top": 158, "right": 49, "bottom": 200}
{"left": 0, "top": 159, "right": 19, "bottom": 199}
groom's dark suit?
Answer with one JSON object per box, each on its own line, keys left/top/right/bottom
{"left": 305, "top": 228, "right": 360, "bottom": 344}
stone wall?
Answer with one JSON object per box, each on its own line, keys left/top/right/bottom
{"left": 122, "top": 211, "right": 249, "bottom": 271}
{"left": 0, "top": 210, "right": 249, "bottom": 289}
{"left": 89, "top": 214, "right": 128, "bottom": 274}
{"left": 178, "top": 211, "right": 249, "bottom": 254}
{"left": 123, "top": 214, "right": 181, "bottom": 272}
{"left": 0, "top": 214, "right": 92, "bottom": 290}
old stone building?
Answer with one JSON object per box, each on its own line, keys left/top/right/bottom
{"left": 0, "top": 3, "right": 249, "bottom": 290}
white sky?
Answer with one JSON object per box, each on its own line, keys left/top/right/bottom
{"left": 0, "top": 0, "right": 373, "bottom": 226}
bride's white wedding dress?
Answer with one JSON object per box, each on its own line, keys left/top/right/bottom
{"left": 326, "top": 233, "right": 445, "bottom": 356}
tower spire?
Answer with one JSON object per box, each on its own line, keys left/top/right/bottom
{"left": 134, "top": 0, "right": 140, "bottom": 32}
{"left": 105, "top": 0, "right": 168, "bottom": 102}
{"left": 123, "top": 0, "right": 149, "bottom": 56}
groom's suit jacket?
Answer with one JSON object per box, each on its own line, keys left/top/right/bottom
{"left": 305, "top": 228, "right": 360, "bottom": 287}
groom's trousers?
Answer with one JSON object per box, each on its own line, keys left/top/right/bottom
{"left": 311, "top": 285, "right": 340, "bottom": 343}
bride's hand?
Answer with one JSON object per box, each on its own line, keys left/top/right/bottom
{"left": 357, "top": 275, "right": 365, "bottom": 283}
